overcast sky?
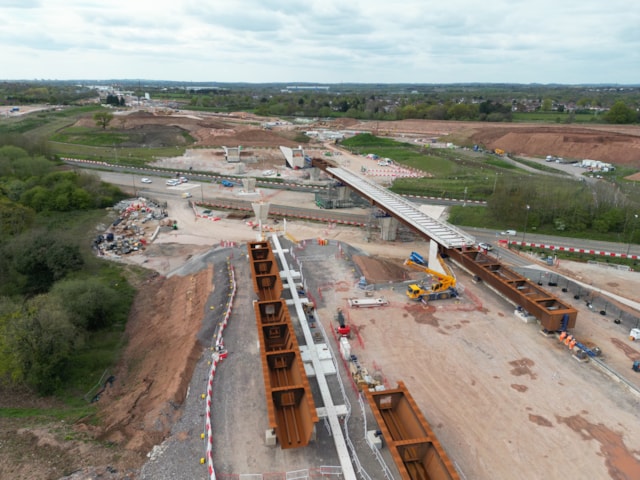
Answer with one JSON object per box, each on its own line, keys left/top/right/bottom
{"left": 2, "top": 0, "right": 639, "bottom": 84}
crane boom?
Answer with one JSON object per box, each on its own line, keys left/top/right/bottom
{"left": 404, "top": 253, "right": 457, "bottom": 301}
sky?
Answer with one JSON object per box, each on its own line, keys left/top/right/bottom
{"left": 1, "top": 0, "right": 639, "bottom": 84}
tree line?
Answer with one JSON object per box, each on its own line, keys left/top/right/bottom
{"left": 0, "top": 145, "right": 132, "bottom": 394}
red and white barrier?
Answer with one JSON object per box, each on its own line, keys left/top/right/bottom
{"left": 508, "top": 241, "right": 639, "bottom": 261}
{"left": 204, "top": 261, "right": 237, "bottom": 479}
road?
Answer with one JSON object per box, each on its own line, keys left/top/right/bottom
{"left": 468, "top": 226, "right": 639, "bottom": 259}
{"left": 96, "top": 169, "right": 639, "bottom": 260}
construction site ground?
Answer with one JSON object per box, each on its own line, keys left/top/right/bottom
{"left": 2, "top": 114, "right": 640, "bottom": 479}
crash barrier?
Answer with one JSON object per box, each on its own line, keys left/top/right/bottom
{"left": 62, "top": 157, "right": 481, "bottom": 206}
{"left": 509, "top": 241, "right": 639, "bottom": 261}
{"left": 203, "top": 260, "right": 236, "bottom": 480}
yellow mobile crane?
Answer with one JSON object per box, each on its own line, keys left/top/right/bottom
{"left": 404, "top": 251, "right": 458, "bottom": 302}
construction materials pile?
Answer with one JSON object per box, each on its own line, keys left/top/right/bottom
{"left": 94, "top": 198, "right": 169, "bottom": 257}
{"left": 348, "top": 354, "right": 382, "bottom": 392}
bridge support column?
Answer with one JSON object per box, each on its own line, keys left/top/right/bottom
{"left": 335, "top": 186, "right": 350, "bottom": 201}
{"left": 252, "top": 202, "right": 270, "bottom": 223}
{"left": 242, "top": 178, "right": 256, "bottom": 193}
{"left": 379, "top": 216, "right": 398, "bottom": 241}
{"left": 309, "top": 168, "right": 320, "bottom": 182}
{"left": 429, "top": 240, "right": 446, "bottom": 275}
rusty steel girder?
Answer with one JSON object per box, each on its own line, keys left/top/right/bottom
{"left": 445, "top": 248, "right": 577, "bottom": 331}
{"left": 366, "top": 381, "right": 460, "bottom": 480}
{"left": 248, "top": 242, "right": 318, "bottom": 449}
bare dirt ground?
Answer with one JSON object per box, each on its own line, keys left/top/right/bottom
{"left": 342, "top": 119, "right": 640, "bottom": 168}
{"left": 3, "top": 114, "right": 640, "bottom": 479}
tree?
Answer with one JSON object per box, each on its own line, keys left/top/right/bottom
{"left": 604, "top": 101, "right": 637, "bottom": 124}
{"left": 0, "top": 197, "right": 35, "bottom": 239}
{"left": 51, "top": 277, "right": 122, "bottom": 331}
{"left": 541, "top": 98, "right": 553, "bottom": 111}
{"left": 93, "top": 111, "right": 114, "bottom": 130}
{"left": 12, "top": 232, "right": 84, "bottom": 295}
{"left": 0, "top": 295, "right": 77, "bottom": 394}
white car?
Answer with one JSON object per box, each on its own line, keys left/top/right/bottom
{"left": 478, "top": 242, "right": 493, "bottom": 251}
{"left": 140, "top": 177, "right": 152, "bottom": 184}
{"left": 166, "top": 179, "right": 180, "bottom": 186}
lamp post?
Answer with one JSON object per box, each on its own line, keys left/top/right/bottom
{"left": 627, "top": 214, "right": 638, "bottom": 256}
{"left": 522, "top": 204, "right": 531, "bottom": 243}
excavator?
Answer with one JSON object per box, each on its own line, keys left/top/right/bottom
{"left": 404, "top": 251, "right": 458, "bottom": 302}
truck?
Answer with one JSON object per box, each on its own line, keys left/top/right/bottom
{"left": 630, "top": 328, "right": 640, "bottom": 341}
{"left": 494, "top": 148, "right": 505, "bottom": 156}
{"left": 404, "top": 252, "right": 458, "bottom": 302}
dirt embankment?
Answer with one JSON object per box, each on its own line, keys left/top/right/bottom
{"left": 96, "top": 267, "right": 214, "bottom": 452}
{"left": 0, "top": 263, "right": 216, "bottom": 480}
{"left": 344, "top": 119, "right": 640, "bottom": 168}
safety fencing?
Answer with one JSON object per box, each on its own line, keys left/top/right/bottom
{"left": 507, "top": 240, "right": 639, "bottom": 261}
{"left": 514, "top": 266, "right": 640, "bottom": 333}
{"left": 203, "top": 259, "right": 237, "bottom": 480}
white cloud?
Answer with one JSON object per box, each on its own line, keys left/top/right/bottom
{"left": 0, "top": 0, "right": 638, "bottom": 83}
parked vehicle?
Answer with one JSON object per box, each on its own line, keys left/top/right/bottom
{"left": 478, "top": 242, "right": 493, "bottom": 251}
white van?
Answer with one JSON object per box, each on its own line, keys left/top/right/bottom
{"left": 501, "top": 229, "right": 516, "bottom": 236}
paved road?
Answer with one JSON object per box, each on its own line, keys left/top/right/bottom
{"left": 95, "top": 169, "right": 639, "bottom": 261}
{"left": 467, "top": 226, "right": 639, "bottom": 259}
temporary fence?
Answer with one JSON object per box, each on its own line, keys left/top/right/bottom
{"left": 514, "top": 266, "right": 640, "bottom": 333}
{"left": 203, "top": 260, "right": 237, "bottom": 480}
{"left": 509, "top": 241, "right": 639, "bottom": 261}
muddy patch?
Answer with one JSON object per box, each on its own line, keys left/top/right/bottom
{"left": 508, "top": 358, "right": 538, "bottom": 380}
{"left": 511, "top": 384, "right": 528, "bottom": 393}
{"left": 610, "top": 338, "right": 640, "bottom": 361}
{"left": 557, "top": 414, "right": 640, "bottom": 479}
{"left": 404, "top": 303, "right": 438, "bottom": 326}
{"left": 529, "top": 414, "right": 553, "bottom": 427}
